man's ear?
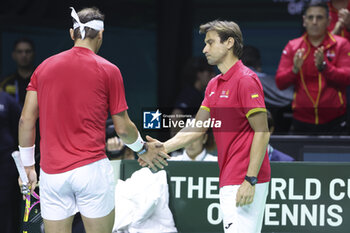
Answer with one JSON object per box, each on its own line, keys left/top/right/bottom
{"left": 98, "top": 29, "right": 104, "bottom": 40}
{"left": 302, "top": 15, "right": 306, "bottom": 28}
{"left": 69, "top": 28, "right": 75, "bottom": 41}
{"left": 226, "top": 37, "right": 235, "bottom": 50}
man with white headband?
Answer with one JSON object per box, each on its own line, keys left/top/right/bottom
{"left": 18, "top": 7, "right": 169, "bottom": 233}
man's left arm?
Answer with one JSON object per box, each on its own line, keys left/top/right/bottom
{"left": 320, "top": 41, "right": 350, "bottom": 86}
{"left": 236, "top": 111, "right": 270, "bottom": 207}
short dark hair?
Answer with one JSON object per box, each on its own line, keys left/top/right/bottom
{"left": 241, "top": 45, "right": 261, "bottom": 69}
{"left": 13, "top": 38, "right": 35, "bottom": 51}
{"left": 72, "top": 7, "right": 105, "bottom": 40}
{"left": 302, "top": 1, "right": 329, "bottom": 17}
{"left": 199, "top": 20, "right": 244, "bottom": 58}
{"left": 182, "top": 57, "right": 214, "bottom": 86}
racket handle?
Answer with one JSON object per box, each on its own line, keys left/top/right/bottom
{"left": 12, "top": 151, "right": 29, "bottom": 185}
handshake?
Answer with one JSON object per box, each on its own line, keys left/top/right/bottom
{"left": 136, "top": 135, "right": 170, "bottom": 172}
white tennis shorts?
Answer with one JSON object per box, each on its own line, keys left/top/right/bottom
{"left": 40, "top": 158, "right": 115, "bottom": 220}
{"left": 219, "top": 182, "right": 269, "bottom": 233}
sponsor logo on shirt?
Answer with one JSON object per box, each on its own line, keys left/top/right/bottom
{"left": 326, "top": 50, "right": 336, "bottom": 61}
{"left": 209, "top": 91, "right": 215, "bottom": 97}
{"left": 219, "top": 90, "right": 229, "bottom": 98}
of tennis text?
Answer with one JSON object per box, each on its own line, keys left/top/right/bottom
{"left": 170, "top": 176, "right": 349, "bottom": 227}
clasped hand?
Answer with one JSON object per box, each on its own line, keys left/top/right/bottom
{"left": 137, "top": 135, "right": 170, "bottom": 171}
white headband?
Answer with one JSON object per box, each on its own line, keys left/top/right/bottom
{"left": 70, "top": 7, "right": 104, "bottom": 40}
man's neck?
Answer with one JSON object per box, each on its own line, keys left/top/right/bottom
{"left": 308, "top": 33, "right": 326, "bottom": 47}
{"left": 17, "top": 67, "right": 34, "bottom": 79}
{"left": 74, "top": 39, "right": 97, "bottom": 53}
{"left": 217, "top": 54, "right": 239, "bottom": 74}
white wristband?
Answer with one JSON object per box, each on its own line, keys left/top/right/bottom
{"left": 19, "top": 145, "right": 35, "bottom": 166}
{"left": 125, "top": 132, "right": 144, "bottom": 152}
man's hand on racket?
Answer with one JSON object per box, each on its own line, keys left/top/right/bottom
{"left": 18, "top": 165, "right": 37, "bottom": 200}
{"left": 137, "top": 135, "right": 170, "bottom": 171}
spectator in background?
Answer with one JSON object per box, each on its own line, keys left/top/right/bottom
{"left": 1, "top": 38, "right": 41, "bottom": 167}
{"left": 170, "top": 57, "right": 215, "bottom": 137}
{"left": 106, "top": 136, "right": 136, "bottom": 160}
{"left": 328, "top": 0, "right": 350, "bottom": 41}
{"left": 170, "top": 128, "right": 217, "bottom": 161}
{"left": 266, "top": 110, "right": 295, "bottom": 161}
{"left": 276, "top": 2, "right": 350, "bottom": 135}
{"left": 172, "top": 57, "right": 215, "bottom": 117}
{"left": 328, "top": 0, "right": 350, "bottom": 132}
{"left": 105, "top": 118, "right": 136, "bottom": 160}
{"left": 0, "top": 90, "right": 22, "bottom": 233}
{"left": 1, "top": 38, "right": 35, "bottom": 106}
{"left": 241, "top": 45, "right": 294, "bottom": 133}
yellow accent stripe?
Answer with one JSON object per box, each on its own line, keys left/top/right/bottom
{"left": 292, "top": 92, "right": 296, "bottom": 110}
{"left": 328, "top": 31, "right": 336, "bottom": 43}
{"left": 348, "top": 52, "right": 350, "bottom": 56}
{"left": 299, "top": 71, "right": 322, "bottom": 125}
{"left": 338, "top": 91, "right": 344, "bottom": 105}
{"left": 200, "top": 105, "right": 210, "bottom": 112}
{"left": 246, "top": 108, "right": 267, "bottom": 118}
{"left": 251, "top": 94, "right": 259, "bottom": 98}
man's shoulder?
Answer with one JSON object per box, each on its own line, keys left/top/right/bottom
{"left": 1, "top": 73, "right": 17, "bottom": 84}
{"left": 169, "top": 155, "right": 185, "bottom": 161}
{"left": 331, "top": 34, "right": 350, "bottom": 45}
{"left": 204, "top": 153, "right": 218, "bottom": 161}
{"left": 285, "top": 36, "right": 305, "bottom": 48}
{"left": 207, "top": 74, "right": 221, "bottom": 86}
{"left": 239, "top": 65, "right": 260, "bottom": 82}
{"left": 0, "top": 73, "right": 18, "bottom": 92}
{"left": 92, "top": 54, "right": 121, "bottom": 74}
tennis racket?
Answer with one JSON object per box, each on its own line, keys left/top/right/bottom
{"left": 12, "top": 151, "right": 43, "bottom": 233}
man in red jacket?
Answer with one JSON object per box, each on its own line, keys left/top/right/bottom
{"left": 276, "top": 2, "right": 350, "bottom": 134}
{"left": 328, "top": 0, "right": 350, "bottom": 41}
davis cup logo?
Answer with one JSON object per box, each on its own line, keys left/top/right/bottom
{"left": 143, "top": 109, "right": 162, "bottom": 129}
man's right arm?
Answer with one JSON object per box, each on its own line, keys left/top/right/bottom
{"left": 112, "top": 110, "right": 139, "bottom": 144}
{"left": 275, "top": 43, "right": 299, "bottom": 90}
{"left": 19, "top": 90, "right": 39, "bottom": 194}
{"left": 164, "top": 107, "right": 210, "bottom": 153}
{"left": 112, "top": 110, "right": 169, "bottom": 170}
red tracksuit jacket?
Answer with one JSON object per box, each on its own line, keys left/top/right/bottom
{"left": 276, "top": 32, "right": 350, "bottom": 124}
{"left": 328, "top": 1, "right": 350, "bottom": 42}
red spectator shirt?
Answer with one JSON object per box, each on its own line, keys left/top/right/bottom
{"left": 328, "top": 1, "right": 350, "bottom": 41}
{"left": 201, "top": 60, "right": 271, "bottom": 187}
{"left": 27, "top": 47, "right": 128, "bottom": 174}
{"left": 276, "top": 33, "right": 350, "bottom": 124}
